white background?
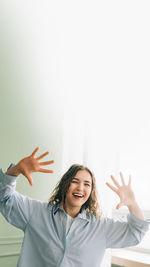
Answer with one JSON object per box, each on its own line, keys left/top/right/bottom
{"left": 0, "top": 1, "right": 150, "bottom": 266}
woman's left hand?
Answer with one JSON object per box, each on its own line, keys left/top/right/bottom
{"left": 106, "top": 172, "right": 136, "bottom": 209}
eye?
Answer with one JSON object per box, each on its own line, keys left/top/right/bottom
{"left": 72, "top": 180, "right": 78, "bottom": 183}
{"left": 85, "top": 183, "right": 90, "bottom": 187}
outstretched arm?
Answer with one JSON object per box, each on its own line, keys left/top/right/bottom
{"left": 106, "top": 172, "right": 145, "bottom": 221}
{"left": 5, "top": 147, "right": 54, "bottom": 186}
{"left": 0, "top": 147, "right": 54, "bottom": 230}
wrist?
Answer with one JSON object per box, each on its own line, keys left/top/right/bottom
{"left": 127, "top": 200, "right": 138, "bottom": 211}
{"left": 5, "top": 165, "right": 21, "bottom": 177}
{"left": 127, "top": 200, "right": 145, "bottom": 220}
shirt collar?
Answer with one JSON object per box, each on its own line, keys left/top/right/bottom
{"left": 53, "top": 203, "right": 89, "bottom": 221}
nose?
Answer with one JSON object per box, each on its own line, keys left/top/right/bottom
{"left": 76, "top": 182, "right": 84, "bottom": 191}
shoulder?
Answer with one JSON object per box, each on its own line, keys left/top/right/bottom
{"left": 85, "top": 211, "right": 105, "bottom": 225}
{"left": 47, "top": 202, "right": 58, "bottom": 213}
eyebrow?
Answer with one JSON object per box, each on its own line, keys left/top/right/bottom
{"left": 73, "top": 177, "right": 91, "bottom": 184}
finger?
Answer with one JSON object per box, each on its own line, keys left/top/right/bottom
{"left": 110, "top": 175, "right": 120, "bottom": 188}
{"left": 36, "top": 151, "right": 49, "bottom": 160}
{"left": 116, "top": 202, "right": 123, "bottom": 210}
{"left": 128, "top": 175, "right": 132, "bottom": 186}
{"left": 39, "top": 160, "right": 54, "bottom": 166}
{"left": 39, "top": 168, "right": 54, "bottom": 173}
{"left": 120, "top": 172, "right": 125, "bottom": 186}
{"left": 31, "top": 147, "right": 40, "bottom": 157}
{"left": 106, "top": 182, "right": 118, "bottom": 193}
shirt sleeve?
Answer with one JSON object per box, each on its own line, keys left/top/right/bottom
{"left": 0, "top": 168, "right": 38, "bottom": 231}
{"left": 103, "top": 212, "right": 150, "bottom": 248}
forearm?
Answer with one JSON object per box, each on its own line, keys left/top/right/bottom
{"left": 127, "top": 201, "right": 145, "bottom": 221}
{"left": 0, "top": 168, "right": 33, "bottom": 230}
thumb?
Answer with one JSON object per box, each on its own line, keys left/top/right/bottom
{"left": 116, "top": 202, "right": 124, "bottom": 210}
{"left": 24, "top": 172, "right": 33, "bottom": 186}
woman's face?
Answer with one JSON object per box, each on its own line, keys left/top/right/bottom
{"left": 65, "top": 170, "right": 92, "bottom": 212}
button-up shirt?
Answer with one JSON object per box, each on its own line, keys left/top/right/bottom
{"left": 0, "top": 169, "right": 149, "bottom": 267}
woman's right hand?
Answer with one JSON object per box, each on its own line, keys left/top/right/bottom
{"left": 5, "top": 147, "right": 54, "bottom": 186}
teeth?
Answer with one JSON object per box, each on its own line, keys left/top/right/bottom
{"left": 73, "top": 193, "right": 83, "bottom": 198}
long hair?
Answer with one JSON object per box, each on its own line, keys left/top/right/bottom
{"left": 48, "top": 164, "right": 101, "bottom": 217}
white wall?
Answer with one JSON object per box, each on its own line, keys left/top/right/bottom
{"left": 0, "top": 2, "right": 65, "bottom": 265}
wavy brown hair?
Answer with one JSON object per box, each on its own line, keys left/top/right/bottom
{"left": 48, "top": 164, "right": 102, "bottom": 217}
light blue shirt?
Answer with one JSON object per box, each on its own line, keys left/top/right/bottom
{"left": 0, "top": 169, "right": 149, "bottom": 267}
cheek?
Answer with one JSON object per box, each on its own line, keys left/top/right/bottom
{"left": 86, "top": 188, "right": 92, "bottom": 198}
{"left": 66, "top": 183, "right": 75, "bottom": 195}
{"left": 68, "top": 183, "right": 75, "bottom": 191}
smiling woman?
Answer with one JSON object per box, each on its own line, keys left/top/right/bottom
{"left": 49, "top": 164, "right": 100, "bottom": 218}
{"left": 0, "top": 148, "right": 150, "bottom": 267}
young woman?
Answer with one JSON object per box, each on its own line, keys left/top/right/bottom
{"left": 0, "top": 147, "right": 149, "bottom": 267}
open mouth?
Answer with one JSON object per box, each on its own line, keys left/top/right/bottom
{"left": 73, "top": 193, "right": 84, "bottom": 199}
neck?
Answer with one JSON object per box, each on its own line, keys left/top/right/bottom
{"left": 64, "top": 203, "right": 80, "bottom": 218}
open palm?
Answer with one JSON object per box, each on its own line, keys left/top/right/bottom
{"left": 17, "top": 147, "right": 54, "bottom": 186}
{"left": 106, "top": 172, "right": 136, "bottom": 209}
